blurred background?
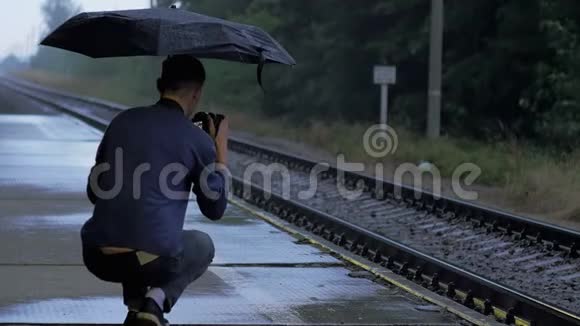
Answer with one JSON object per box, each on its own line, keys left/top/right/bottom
{"left": 1, "top": 0, "right": 579, "bottom": 225}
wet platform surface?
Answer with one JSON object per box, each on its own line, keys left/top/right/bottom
{"left": 0, "top": 85, "right": 460, "bottom": 325}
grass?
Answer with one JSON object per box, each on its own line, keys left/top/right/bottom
{"left": 14, "top": 69, "right": 580, "bottom": 228}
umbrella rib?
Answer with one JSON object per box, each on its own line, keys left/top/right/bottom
{"left": 218, "top": 24, "right": 248, "bottom": 64}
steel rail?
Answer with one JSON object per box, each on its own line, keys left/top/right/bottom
{"left": 2, "top": 77, "right": 580, "bottom": 325}
{"left": 232, "top": 178, "right": 580, "bottom": 326}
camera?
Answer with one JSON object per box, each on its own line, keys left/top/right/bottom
{"left": 192, "top": 112, "right": 225, "bottom": 137}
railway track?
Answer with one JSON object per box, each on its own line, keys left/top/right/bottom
{"left": 2, "top": 76, "right": 580, "bottom": 326}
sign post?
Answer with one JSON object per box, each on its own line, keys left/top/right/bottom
{"left": 373, "top": 66, "right": 396, "bottom": 126}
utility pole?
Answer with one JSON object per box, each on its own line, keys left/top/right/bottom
{"left": 150, "top": 0, "right": 156, "bottom": 8}
{"left": 427, "top": 0, "right": 444, "bottom": 139}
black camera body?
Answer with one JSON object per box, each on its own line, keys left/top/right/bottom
{"left": 192, "top": 112, "right": 225, "bottom": 136}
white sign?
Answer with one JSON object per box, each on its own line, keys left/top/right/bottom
{"left": 374, "top": 66, "right": 397, "bottom": 85}
{"left": 373, "top": 65, "right": 397, "bottom": 126}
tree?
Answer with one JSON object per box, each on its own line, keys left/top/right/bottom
{"left": 29, "top": 0, "right": 580, "bottom": 148}
{"left": 30, "top": 0, "right": 81, "bottom": 73}
{"left": 41, "top": 0, "right": 80, "bottom": 33}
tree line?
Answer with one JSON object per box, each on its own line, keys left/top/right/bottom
{"left": 23, "top": 0, "right": 580, "bottom": 150}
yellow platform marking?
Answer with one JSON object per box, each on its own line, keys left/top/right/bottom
{"left": 230, "top": 197, "right": 510, "bottom": 326}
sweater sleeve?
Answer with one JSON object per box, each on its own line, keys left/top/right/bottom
{"left": 190, "top": 135, "right": 228, "bottom": 220}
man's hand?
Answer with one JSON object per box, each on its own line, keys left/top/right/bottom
{"left": 214, "top": 117, "right": 229, "bottom": 166}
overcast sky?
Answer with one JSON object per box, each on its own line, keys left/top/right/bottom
{"left": 0, "top": 0, "right": 150, "bottom": 61}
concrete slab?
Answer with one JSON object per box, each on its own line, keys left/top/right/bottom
{"left": 0, "top": 166, "right": 88, "bottom": 200}
{"left": 0, "top": 140, "right": 97, "bottom": 156}
{"left": 0, "top": 267, "right": 454, "bottom": 325}
{"left": 0, "top": 115, "right": 101, "bottom": 141}
{"left": 0, "top": 201, "right": 339, "bottom": 266}
{"left": 0, "top": 89, "right": 460, "bottom": 325}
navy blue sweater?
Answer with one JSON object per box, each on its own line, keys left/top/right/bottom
{"left": 81, "top": 99, "right": 227, "bottom": 257}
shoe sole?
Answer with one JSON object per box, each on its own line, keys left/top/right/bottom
{"left": 135, "top": 312, "right": 167, "bottom": 326}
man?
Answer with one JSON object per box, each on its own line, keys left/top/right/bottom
{"left": 81, "top": 55, "right": 228, "bottom": 326}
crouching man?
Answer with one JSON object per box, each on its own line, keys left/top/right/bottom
{"left": 81, "top": 55, "right": 228, "bottom": 326}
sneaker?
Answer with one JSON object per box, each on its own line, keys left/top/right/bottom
{"left": 136, "top": 298, "right": 167, "bottom": 326}
{"left": 123, "top": 311, "right": 138, "bottom": 326}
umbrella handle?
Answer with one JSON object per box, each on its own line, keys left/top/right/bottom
{"left": 257, "top": 50, "right": 266, "bottom": 92}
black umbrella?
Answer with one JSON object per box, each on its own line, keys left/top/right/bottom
{"left": 40, "top": 7, "right": 296, "bottom": 87}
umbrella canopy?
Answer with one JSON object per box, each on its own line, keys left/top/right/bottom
{"left": 41, "top": 7, "right": 295, "bottom": 65}
{"left": 40, "top": 7, "right": 296, "bottom": 87}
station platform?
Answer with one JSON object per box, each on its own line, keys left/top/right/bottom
{"left": 0, "top": 85, "right": 460, "bottom": 325}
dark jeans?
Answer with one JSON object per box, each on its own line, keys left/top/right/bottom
{"left": 82, "top": 230, "right": 215, "bottom": 313}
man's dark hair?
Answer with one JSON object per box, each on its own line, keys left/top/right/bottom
{"left": 157, "top": 55, "right": 206, "bottom": 93}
